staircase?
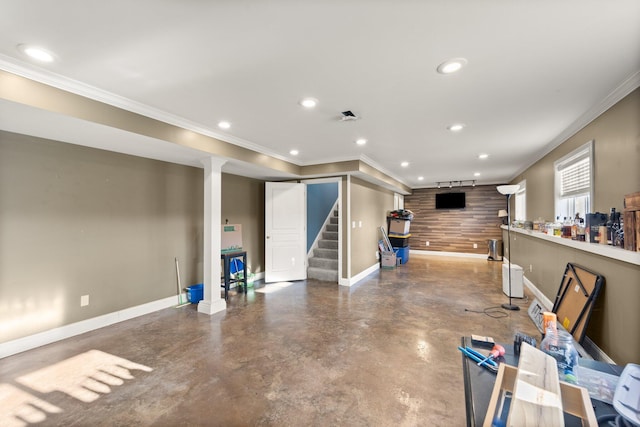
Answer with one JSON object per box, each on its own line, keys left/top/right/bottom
{"left": 307, "top": 209, "right": 339, "bottom": 282}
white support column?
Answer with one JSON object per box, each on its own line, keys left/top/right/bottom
{"left": 198, "top": 156, "right": 227, "bottom": 315}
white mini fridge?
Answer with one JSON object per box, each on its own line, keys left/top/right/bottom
{"left": 502, "top": 263, "right": 524, "bottom": 298}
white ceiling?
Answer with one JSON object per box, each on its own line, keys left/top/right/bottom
{"left": 1, "top": 1, "right": 639, "bottom": 189}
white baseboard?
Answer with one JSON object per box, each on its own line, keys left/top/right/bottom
{"left": 0, "top": 294, "right": 186, "bottom": 359}
{"left": 409, "top": 249, "right": 488, "bottom": 259}
{"left": 582, "top": 336, "right": 616, "bottom": 364}
{"left": 522, "top": 275, "right": 553, "bottom": 309}
{"left": 340, "top": 263, "right": 379, "bottom": 287}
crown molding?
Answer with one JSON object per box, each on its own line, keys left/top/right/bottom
{"left": 509, "top": 70, "right": 640, "bottom": 182}
{"left": 0, "top": 55, "right": 292, "bottom": 163}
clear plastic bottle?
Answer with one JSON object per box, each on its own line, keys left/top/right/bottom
{"left": 540, "top": 328, "right": 579, "bottom": 384}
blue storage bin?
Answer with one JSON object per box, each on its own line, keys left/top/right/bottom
{"left": 394, "top": 246, "right": 410, "bottom": 264}
{"left": 187, "top": 283, "right": 203, "bottom": 303}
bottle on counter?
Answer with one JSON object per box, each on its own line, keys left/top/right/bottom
{"left": 577, "top": 218, "right": 586, "bottom": 241}
{"left": 562, "top": 217, "right": 572, "bottom": 238}
{"left": 606, "top": 208, "right": 616, "bottom": 245}
{"left": 553, "top": 216, "right": 562, "bottom": 236}
{"left": 615, "top": 215, "right": 624, "bottom": 247}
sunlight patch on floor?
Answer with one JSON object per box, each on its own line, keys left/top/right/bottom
{"left": 255, "top": 282, "right": 295, "bottom": 294}
{"left": 1, "top": 350, "right": 152, "bottom": 426}
{"left": 0, "top": 383, "right": 62, "bottom": 427}
{"left": 16, "top": 350, "right": 153, "bottom": 402}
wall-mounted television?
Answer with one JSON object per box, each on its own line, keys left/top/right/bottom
{"left": 435, "top": 192, "right": 466, "bottom": 209}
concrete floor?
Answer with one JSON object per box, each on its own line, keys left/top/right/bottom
{"left": 1, "top": 254, "right": 540, "bottom": 426}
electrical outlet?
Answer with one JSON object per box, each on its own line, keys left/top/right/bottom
{"left": 375, "top": 251, "right": 380, "bottom": 259}
{"left": 359, "top": 221, "right": 362, "bottom": 228}
{"left": 473, "top": 243, "right": 478, "bottom": 249}
{"left": 352, "top": 221, "right": 356, "bottom": 228}
{"left": 529, "top": 264, "right": 533, "bottom": 272}
{"left": 426, "top": 241, "right": 430, "bottom": 246}
{"left": 80, "top": 295, "right": 89, "bottom": 307}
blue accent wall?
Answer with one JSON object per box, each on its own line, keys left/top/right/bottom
{"left": 307, "top": 183, "right": 338, "bottom": 252}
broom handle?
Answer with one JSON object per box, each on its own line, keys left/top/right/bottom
{"left": 175, "top": 257, "right": 182, "bottom": 294}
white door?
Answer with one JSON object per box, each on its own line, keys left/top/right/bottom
{"left": 265, "top": 182, "right": 307, "bottom": 283}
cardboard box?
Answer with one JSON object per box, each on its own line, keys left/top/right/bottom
{"left": 381, "top": 252, "right": 397, "bottom": 268}
{"left": 388, "top": 218, "right": 410, "bottom": 235}
{"left": 221, "top": 224, "right": 243, "bottom": 253}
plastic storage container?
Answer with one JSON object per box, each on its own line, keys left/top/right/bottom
{"left": 187, "top": 283, "right": 203, "bottom": 303}
{"left": 540, "top": 328, "right": 579, "bottom": 384}
{"left": 394, "top": 246, "right": 410, "bottom": 264}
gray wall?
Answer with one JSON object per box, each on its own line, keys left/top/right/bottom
{"left": 513, "top": 88, "right": 640, "bottom": 220}
{"left": 1, "top": 131, "right": 203, "bottom": 343}
{"left": 349, "top": 177, "right": 395, "bottom": 276}
{"left": 221, "top": 173, "right": 265, "bottom": 274}
{"left": 508, "top": 88, "right": 640, "bottom": 365}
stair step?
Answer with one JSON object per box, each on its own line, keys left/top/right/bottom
{"left": 330, "top": 216, "right": 338, "bottom": 225}
{"left": 307, "top": 267, "right": 338, "bottom": 282}
{"left": 322, "top": 231, "right": 338, "bottom": 240}
{"left": 313, "top": 247, "right": 338, "bottom": 259}
{"left": 318, "top": 239, "right": 338, "bottom": 249}
{"left": 309, "top": 257, "right": 338, "bottom": 269}
{"left": 325, "top": 224, "right": 338, "bottom": 232}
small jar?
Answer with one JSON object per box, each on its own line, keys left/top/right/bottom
{"left": 540, "top": 328, "right": 579, "bottom": 384}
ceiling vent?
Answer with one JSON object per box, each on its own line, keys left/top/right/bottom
{"left": 340, "top": 110, "right": 359, "bottom": 121}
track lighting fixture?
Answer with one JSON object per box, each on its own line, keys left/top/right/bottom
{"left": 435, "top": 180, "right": 477, "bottom": 188}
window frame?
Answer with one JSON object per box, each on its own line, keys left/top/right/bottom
{"left": 514, "top": 180, "right": 526, "bottom": 221}
{"left": 554, "top": 140, "right": 594, "bottom": 220}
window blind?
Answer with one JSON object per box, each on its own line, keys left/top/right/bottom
{"left": 560, "top": 157, "right": 590, "bottom": 197}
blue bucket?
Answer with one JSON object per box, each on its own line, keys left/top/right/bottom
{"left": 187, "top": 283, "right": 203, "bottom": 303}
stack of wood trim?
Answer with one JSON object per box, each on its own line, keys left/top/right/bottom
{"left": 624, "top": 191, "right": 640, "bottom": 251}
{"left": 483, "top": 344, "right": 597, "bottom": 427}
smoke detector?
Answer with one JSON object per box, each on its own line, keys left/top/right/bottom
{"left": 340, "top": 110, "right": 359, "bottom": 121}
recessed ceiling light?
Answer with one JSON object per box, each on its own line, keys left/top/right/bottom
{"left": 289, "top": 149, "right": 299, "bottom": 156}
{"left": 401, "top": 161, "right": 409, "bottom": 167}
{"left": 300, "top": 98, "right": 318, "bottom": 108}
{"left": 437, "top": 58, "right": 467, "bottom": 74}
{"left": 474, "top": 172, "right": 481, "bottom": 177}
{"left": 355, "top": 138, "right": 367, "bottom": 146}
{"left": 18, "top": 44, "right": 55, "bottom": 62}
{"left": 217, "top": 121, "right": 231, "bottom": 129}
{"left": 447, "top": 123, "right": 465, "bottom": 132}
{"left": 478, "top": 153, "right": 489, "bottom": 159}
{"left": 418, "top": 176, "right": 424, "bottom": 181}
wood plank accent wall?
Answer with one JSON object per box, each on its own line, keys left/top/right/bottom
{"left": 404, "top": 185, "right": 507, "bottom": 254}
